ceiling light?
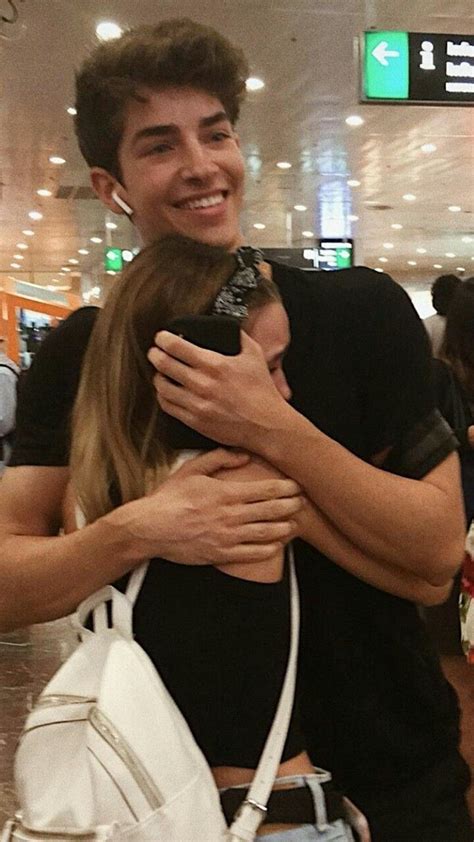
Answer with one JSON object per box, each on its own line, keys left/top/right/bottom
{"left": 49, "top": 156, "right": 66, "bottom": 165}
{"left": 253, "top": 223, "right": 266, "bottom": 230}
{"left": 448, "top": 205, "right": 461, "bottom": 212}
{"left": 391, "top": 223, "right": 403, "bottom": 230}
{"left": 416, "top": 248, "right": 427, "bottom": 254}
{"left": 67, "top": 106, "right": 77, "bottom": 116}
{"left": 374, "top": 267, "right": 384, "bottom": 273}
{"left": 302, "top": 230, "right": 314, "bottom": 237}
{"left": 90, "top": 236, "right": 103, "bottom": 244}
{"left": 276, "top": 161, "right": 292, "bottom": 170}
{"left": 37, "top": 188, "right": 52, "bottom": 197}
{"left": 16, "top": 242, "right": 28, "bottom": 250}
{"left": 456, "top": 267, "right": 466, "bottom": 272}
{"left": 347, "top": 179, "right": 361, "bottom": 187}
{"left": 13, "top": 254, "right": 24, "bottom": 260}
{"left": 246, "top": 77, "right": 265, "bottom": 91}
{"left": 379, "top": 257, "right": 388, "bottom": 263}
{"left": 345, "top": 115, "right": 365, "bottom": 127}
{"left": 122, "top": 250, "right": 134, "bottom": 263}
{"left": 22, "top": 229, "right": 34, "bottom": 236}
{"left": 294, "top": 204, "right": 307, "bottom": 212}
{"left": 462, "top": 236, "right": 473, "bottom": 243}
{"left": 78, "top": 249, "right": 89, "bottom": 255}
{"left": 28, "top": 211, "right": 43, "bottom": 220}
{"left": 407, "top": 261, "right": 417, "bottom": 266}
{"left": 61, "top": 267, "right": 71, "bottom": 272}
{"left": 96, "top": 21, "right": 123, "bottom": 41}
{"left": 403, "top": 194, "right": 416, "bottom": 201}
{"left": 106, "top": 221, "right": 118, "bottom": 230}
{"left": 383, "top": 242, "right": 394, "bottom": 249}
{"left": 10, "top": 263, "right": 21, "bottom": 269}
{"left": 421, "top": 143, "right": 437, "bottom": 153}
{"left": 348, "top": 215, "right": 359, "bottom": 222}
{"left": 68, "top": 258, "right": 79, "bottom": 265}
{"left": 59, "top": 272, "right": 66, "bottom": 277}
{"left": 433, "top": 264, "right": 443, "bottom": 269}
{"left": 106, "top": 270, "right": 117, "bottom": 276}
{"left": 445, "top": 252, "right": 456, "bottom": 258}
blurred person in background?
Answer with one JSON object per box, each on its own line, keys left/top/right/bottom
{"left": 424, "top": 273, "right": 461, "bottom": 357}
{"left": 0, "top": 337, "right": 19, "bottom": 476}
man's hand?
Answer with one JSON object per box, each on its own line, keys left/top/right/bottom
{"left": 116, "top": 448, "right": 303, "bottom": 565}
{"left": 147, "top": 329, "right": 291, "bottom": 450}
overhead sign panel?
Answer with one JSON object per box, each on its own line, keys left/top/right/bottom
{"left": 361, "top": 31, "right": 474, "bottom": 104}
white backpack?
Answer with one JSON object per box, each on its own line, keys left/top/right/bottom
{"left": 1, "top": 549, "right": 299, "bottom": 842}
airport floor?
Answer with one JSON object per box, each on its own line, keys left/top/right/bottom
{"left": 0, "top": 622, "right": 473, "bottom": 828}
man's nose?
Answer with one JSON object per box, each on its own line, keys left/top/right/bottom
{"left": 180, "top": 140, "right": 219, "bottom": 181}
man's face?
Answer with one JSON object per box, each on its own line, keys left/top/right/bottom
{"left": 117, "top": 86, "right": 245, "bottom": 250}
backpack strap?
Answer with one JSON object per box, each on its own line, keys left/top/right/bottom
{"left": 0, "top": 363, "right": 19, "bottom": 378}
{"left": 229, "top": 543, "right": 300, "bottom": 841}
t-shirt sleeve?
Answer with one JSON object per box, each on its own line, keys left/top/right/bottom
{"left": 350, "top": 269, "right": 457, "bottom": 479}
{"left": 9, "top": 307, "right": 99, "bottom": 467}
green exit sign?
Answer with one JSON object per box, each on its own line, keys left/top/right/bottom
{"left": 104, "top": 248, "right": 123, "bottom": 272}
{"left": 361, "top": 31, "right": 474, "bottom": 104}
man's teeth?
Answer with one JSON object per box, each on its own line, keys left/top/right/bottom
{"left": 181, "top": 193, "right": 225, "bottom": 210}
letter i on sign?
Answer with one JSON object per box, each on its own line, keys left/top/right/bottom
{"left": 420, "top": 41, "right": 436, "bottom": 70}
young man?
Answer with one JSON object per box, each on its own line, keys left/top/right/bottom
{"left": 0, "top": 19, "right": 471, "bottom": 842}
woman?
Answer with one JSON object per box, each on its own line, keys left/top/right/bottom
{"left": 71, "top": 235, "right": 365, "bottom": 841}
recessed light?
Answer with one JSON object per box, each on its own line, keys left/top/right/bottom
{"left": 16, "top": 242, "right": 28, "bottom": 250}
{"left": 383, "top": 242, "right": 394, "bottom": 249}
{"left": 246, "top": 77, "right": 265, "bottom": 91}
{"left": 28, "top": 211, "right": 43, "bottom": 221}
{"left": 294, "top": 205, "right": 307, "bottom": 212}
{"left": 345, "top": 115, "right": 365, "bottom": 127}
{"left": 22, "top": 229, "right": 34, "bottom": 236}
{"left": 90, "top": 236, "right": 103, "bottom": 244}
{"left": 78, "top": 249, "right": 89, "bottom": 255}
{"left": 374, "top": 267, "right": 384, "bottom": 273}
{"left": 416, "top": 248, "right": 427, "bottom": 254}
{"left": 421, "top": 143, "right": 437, "bottom": 153}
{"left": 122, "top": 250, "right": 134, "bottom": 263}
{"left": 68, "top": 258, "right": 79, "bottom": 265}
{"left": 302, "top": 230, "right": 314, "bottom": 237}
{"left": 13, "top": 254, "right": 24, "bottom": 260}
{"left": 253, "top": 223, "right": 266, "bottom": 230}
{"left": 433, "top": 264, "right": 443, "bottom": 269}
{"left": 347, "top": 179, "right": 361, "bottom": 187}
{"left": 407, "top": 260, "right": 417, "bottom": 266}
{"left": 61, "top": 267, "right": 72, "bottom": 272}
{"left": 403, "top": 194, "right": 417, "bottom": 201}
{"left": 276, "top": 161, "right": 292, "bottom": 170}
{"left": 37, "top": 188, "right": 52, "bottom": 197}
{"left": 106, "top": 221, "right": 118, "bottom": 230}
{"left": 462, "top": 236, "right": 473, "bottom": 243}
{"left": 10, "top": 263, "right": 21, "bottom": 269}
{"left": 456, "top": 267, "right": 466, "bottom": 272}
{"left": 445, "top": 252, "right": 456, "bottom": 258}
{"left": 49, "top": 156, "right": 66, "bottom": 165}
{"left": 379, "top": 257, "right": 388, "bottom": 263}
{"left": 348, "top": 215, "right": 359, "bottom": 222}
{"left": 471, "top": 256, "right": 474, "bottom": 261}
{"left": 96, "top": 21, "right": 123, "bottom": 41}
{"left": 59, "top": 272, "right": 66, "bottom": 277}
{"left": 106, "top": 270, "right": 117, "bottom": 276}
{"left": 391, "top": 223, "right": 403, "bottom": 230}
{"left": 448, "top": 205, "right": 462, "bottom": 213}
{"left": 67, "top": 106, "right": 77, "bottom": 116}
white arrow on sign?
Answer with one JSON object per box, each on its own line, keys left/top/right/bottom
{"left": 372, "top": 40, "right": 400, "bottom": 66}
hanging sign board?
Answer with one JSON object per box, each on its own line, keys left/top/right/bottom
{"left": 361, "top": 31, "right": 474, "bottom": 105}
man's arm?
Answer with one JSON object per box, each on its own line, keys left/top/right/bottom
{"left": 149, "top": 330, "right": 465, "bottom": 586}
{"left": 0, "top": 451, "right": 302, "bottom": 631}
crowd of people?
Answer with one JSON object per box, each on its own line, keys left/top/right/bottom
{"left": 0, "top": 17, "right": 472, "bottom": 842}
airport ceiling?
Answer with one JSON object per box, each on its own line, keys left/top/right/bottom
{"left": 0, "top": 0, "right": 473, "bottom": 292}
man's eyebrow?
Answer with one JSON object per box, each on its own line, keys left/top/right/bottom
{"left": 131, "top": 111, "right": 230, "bottom": 148}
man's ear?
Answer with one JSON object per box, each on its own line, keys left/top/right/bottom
{"left": 90, "top": 167, "right": 133, "bottom": 216}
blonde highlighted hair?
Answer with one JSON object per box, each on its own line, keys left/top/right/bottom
{"left": 71, "top": 236, "right": 280, "bottom": 523}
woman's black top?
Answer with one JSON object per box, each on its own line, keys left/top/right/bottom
{"left": 10, "top": 264, "right": 466, "bottom": 799}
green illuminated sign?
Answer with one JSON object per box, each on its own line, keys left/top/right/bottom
{"left": 104, "top": 248, "right": 123, "bottom": 272}
{"left": 364, "top": 31, "right": 409, "bottom": 99}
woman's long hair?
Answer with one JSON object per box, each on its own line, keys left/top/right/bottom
{"left": 71, "top": 236, "right": 280, "bottom": 523}
{"left": 441, "top": 278, "right": 474, "bottom": 399}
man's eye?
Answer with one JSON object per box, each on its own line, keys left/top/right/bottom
{"left": 144, "top": 142, "right": 173, "bottom": 155}
{"left": 211, "top": 131, "right": 231, "bottom": 142}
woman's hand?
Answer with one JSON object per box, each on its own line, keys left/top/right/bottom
{"left": 148, "top": 330, "right": 292, "bottom": 450}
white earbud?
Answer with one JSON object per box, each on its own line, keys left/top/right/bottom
{"left": 111, "top": 189, "right": 133, "bottom": 217}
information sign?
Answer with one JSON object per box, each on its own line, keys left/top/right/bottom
{"left": 361, "top": 31, "right": 474, "bottom": 104}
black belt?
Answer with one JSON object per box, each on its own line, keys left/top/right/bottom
{"left": 220, "top": 780, "right": 346, "bottom": 826}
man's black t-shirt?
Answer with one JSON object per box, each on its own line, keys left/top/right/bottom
{"left": 10, "top": 266, "right": 467, "bottom": 804}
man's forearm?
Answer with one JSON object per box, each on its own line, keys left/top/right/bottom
{"left": 257, "top": 404, "right": 465, "bottom": 583}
